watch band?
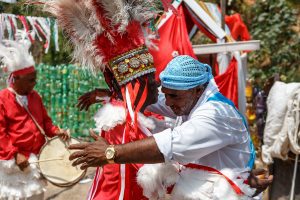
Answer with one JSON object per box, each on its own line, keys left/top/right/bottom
{"left": 107, "top": 159, "right": 115, "bottom": 164}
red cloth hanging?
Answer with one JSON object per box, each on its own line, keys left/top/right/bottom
{"left": 149, "top": 5, "right": 197, "bottom": 81}
{"left": 214, "top": 58, "right": 238, "bottom": 108}
{"left": 182, "top": 4, "right": 241, "bottom": 107}
{"left": 150, "top": 4, "right": 240, "bottom": 107}
{"left": 225, "top": 14, "right": 250, "bottom": 41}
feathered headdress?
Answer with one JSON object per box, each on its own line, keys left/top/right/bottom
{"left": 0, "top": 40, "right": 35, "bottom": 75}
{"left": 42, "top": 0, "right": 171, "bottom": 135}
{"left": 43, "top": 0, "right": 166, "bottom": 83}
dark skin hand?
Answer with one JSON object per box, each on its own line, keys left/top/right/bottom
{"left": 77, "top": 72, "right": 158, "bottom": 111}
{"left": 69, "top": 130, "right": 110, "bottom": 169}
{"left": 69, "top": 130, "right": 164, "bottom": 170}
{"left": 55, "top": 128, "right": 71, "bottom": 141}
{"left": 248, "top": 168, "right": 273, "bottom": 197}
{"left": 77, "top": 89, "right": 112, "bottom": 111}
{"left": 15, "top": 153, "right": 29, "bottom": 171}
{"left": 14, "top": 129, "right": 69, "bottom": 171}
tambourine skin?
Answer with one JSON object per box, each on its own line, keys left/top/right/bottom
{"left": 38, "top": 136, "right": 86, "bottom": 187}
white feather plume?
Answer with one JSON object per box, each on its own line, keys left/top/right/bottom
{"left": 0, "top": 40, "right": 35, "bottom": 73}
{"left": 42, "top": 0, "right": 163, "bottom": 73}
{"left": 44, "top": 0, "right": 105, "bottom": 73}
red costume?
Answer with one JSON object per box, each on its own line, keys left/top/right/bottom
{"left": 0, "top": 40, "right": 58, "bottom": 199}
{"left": 88, "top": 123, "right": 148, "bottom": 200}
{"left": 0, "top": 88, "right": 58, "bottom": 160}
{"left": 88, "top": 101, "right": 161, "bottom": 200}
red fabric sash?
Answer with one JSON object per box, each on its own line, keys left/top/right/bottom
{"left": 214, "top": 58, "right": 238, "bottom": 108}
{"left": 120, "top": 79, "right": 149, "bottom": 199}
{"left": 185, "top": 163, "right": 244, "bottom": 195}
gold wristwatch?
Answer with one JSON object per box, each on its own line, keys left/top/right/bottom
{"left": 105, "top": 145, "right": 116, "bottom": 164}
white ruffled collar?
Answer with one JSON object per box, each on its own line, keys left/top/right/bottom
{"left": 93, "top": 101, "right": 156, "bottom": 132}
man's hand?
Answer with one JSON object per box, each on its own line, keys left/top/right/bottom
{"left": 15, "top": 153, "right": 29, "bottom": 171}
{"left": 77, "top": 89, "right": 111, "bottom": 111}
{"left": 56, "top": 129, "right": 70, "bottom": 141}
{"left": 248, "top": 168, "right": 273, "bottom": 197}
{"left": 69, "top": 130, "right": 109, "bottom": 170}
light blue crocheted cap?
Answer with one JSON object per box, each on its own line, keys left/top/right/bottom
{"left": 159, "top": 55, "right": 213, "bottom": 90}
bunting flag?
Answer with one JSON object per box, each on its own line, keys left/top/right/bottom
{"left": 0, "top": 0, "right": 17, "bottom": 3}
{"left": 0, "top": 13, "right": 59, "bottom": 53}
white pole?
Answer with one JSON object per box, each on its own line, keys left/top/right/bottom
{"left": 289, "top": 154, "right": 299, "bottom": 200}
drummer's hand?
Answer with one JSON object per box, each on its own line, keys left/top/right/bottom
{"left": 15, "top": 153, "right": 29, "bottom": 171}
{"left": 56, "top": 129, "right": 70, "bottom": 141}
{"left": 248, "top": 168, "right": 273, "bottom": 197}
{"left": 77, "top": 89, "right": 111, "bottom": 111}
{"left": 69, "top": 130, "right": 109, "bottom": 170}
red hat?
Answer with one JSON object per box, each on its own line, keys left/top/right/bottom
{"left": 0, "top": 40, "right": 35, "bottom": 76}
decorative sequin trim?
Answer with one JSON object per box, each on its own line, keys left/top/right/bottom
{"left": 108, "top": 46, "right": 155, "bottom": 86}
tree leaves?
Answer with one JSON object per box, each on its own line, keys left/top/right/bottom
{"left": 247, "top": 0, "right": 300, "bottom": 83}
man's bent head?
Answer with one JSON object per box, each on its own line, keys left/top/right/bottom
{"left": 159, "top": 55, "right": 212, "bottom": 116}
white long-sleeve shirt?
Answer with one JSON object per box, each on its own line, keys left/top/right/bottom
{"left": 147, "top": 79, "right": 254, "bottom": 170}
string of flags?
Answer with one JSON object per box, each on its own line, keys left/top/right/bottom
{"left": 0, "top": 0, "right": 17, "bottom": 3}
{"left": 0, "top": 13, "right": 59, "bottom": 53}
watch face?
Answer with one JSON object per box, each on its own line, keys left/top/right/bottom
{"left": 106, "top": 149, "right": 115, "bottom": 160}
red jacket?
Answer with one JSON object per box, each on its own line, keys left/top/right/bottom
{"left": 0, "top": 88, "right": 58, "bottom": 160}
{"left": 88, "top": 124, "right": 147, "bottom": 200}
{"left": 88, "top": 100, "right": 148, "bottom": 200}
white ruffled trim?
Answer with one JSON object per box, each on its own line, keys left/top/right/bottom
{"left": 0, "top": 154, "right": 46, "bottom": 200}
{"left": 137, "top": 163, "right": 256, "bottom": 200}
{"left": 137, "top": 163, "right": 180, "bottom": 200}
{"left": 93, "top": 102, "right": 156, "bottom": 132}
{"left": 172, "top": 167, "right": 255, "bottom": 200}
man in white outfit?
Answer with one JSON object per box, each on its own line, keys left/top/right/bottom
{"left": 70, "top": 55, "right": 270, "bottom": 199}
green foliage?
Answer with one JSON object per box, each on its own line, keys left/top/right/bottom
{"left": 242, "top": 0, "right": 300, "bottom": 83}
{"left": 35, "top": 64, "right": 107, "bottom": 139}
{"left": 40, "top": 29, "right": 73, "bottom": 65}
{"left": 0, "top": 2, "right": 46, "bottom": 16}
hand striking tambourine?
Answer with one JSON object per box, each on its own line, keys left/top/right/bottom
{"left": 36, "top": 137, "right": 86, "bottom": 187}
